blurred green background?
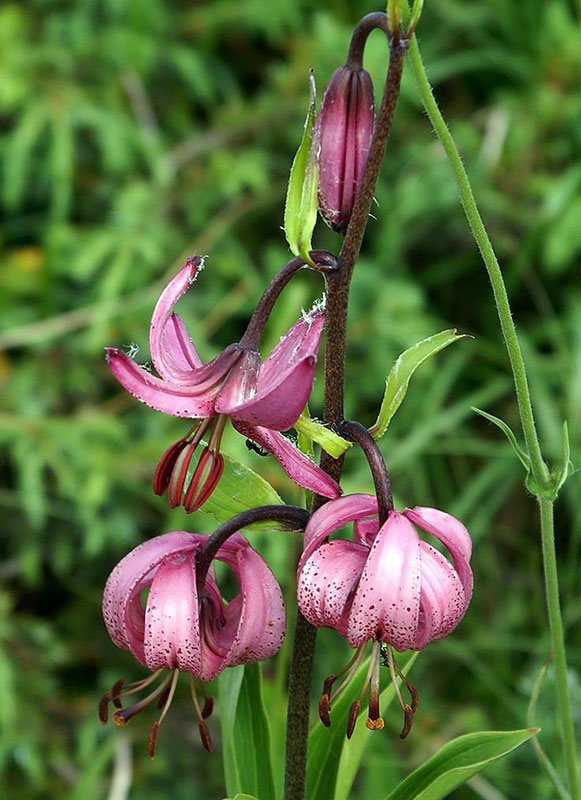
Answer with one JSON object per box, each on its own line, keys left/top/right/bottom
{"left": 1, "top": 0, "right": 580, "bottom": 798}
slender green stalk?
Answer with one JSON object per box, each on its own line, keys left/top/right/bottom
{"left": 406, "top": 33, "right": 580, "bottom": 800}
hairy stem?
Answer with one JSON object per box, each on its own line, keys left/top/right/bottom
{"left": 340, "top": 419, "right": 393, "bottom": 524}
{"left": 196, "top": 505, "right": 310, "bottom": 592}
{"left": 240, "top": 251, "right": 337, "bottom": 350}
{"left": 406, "top": 31, "right": 579, "bottom": 800}
{"left": 284, "top": 19, "right": 406, "bottom": 800}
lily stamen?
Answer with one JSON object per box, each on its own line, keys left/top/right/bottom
{"left": 189, "top": 674, "right": 213, "bottom": 752}
{"left": 318, "top": 645, "right": 365, "bottom": 727}
{"left": 365, "top": 641, "right": 384, "bottom": 731}
{"left": 148, "top": 669, "right": 180, "bottom": 759}
{"left": 113, "top": 672, "right": 173, "bottom": 727}
{"left": 385, "top": 644, "right": 417, "bottom": 740}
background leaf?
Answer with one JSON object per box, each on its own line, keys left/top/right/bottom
{"left": 369, "top": 330, "right": 469, "bottom": 439}
{"left": 218, "top": 664, "right": 276, "bottom": 800}
{"left": 383, "top": 729, "right": 536, "bottom": 800}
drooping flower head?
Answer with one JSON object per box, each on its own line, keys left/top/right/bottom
{"left": 297, "top": 494, "right": 473, "bottom": 738}
{"left": 100, "top": 530, "right": 285, "bottom": 755}
{"left": 105, "top": 257, "right": 341, "bottom": 510}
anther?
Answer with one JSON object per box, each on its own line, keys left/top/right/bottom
{"left": 199, "top": 720, "right": 213, "bottom": 752}
{"left": 399, "top": 704, "right": 414, "bottom": 740}
{"left": 346, "top": 701, "right": 361, "bottom": 739}
{"left": 202, "top": 696, "right": 214, "bottom": 720}
{"left": 318, "top": 694, "right": 332, "bottom": 727}
{"left": 148, "top": 722, "right": 160, "bottom": 759}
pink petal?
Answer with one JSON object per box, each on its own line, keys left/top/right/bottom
{"left": 105, "top": 346, "right": 241, "bottom": 418}
{"left": 297, "top": 540, "right": 367, "bottom": 635}
{"left": 143, "top": 553, "right": 203, "bottom": 673}
{"left": 217, "top": 313, "right": 324, "bottom": 430}
{"left": 411, "top": 542, "right": 468, "bottom": 650}
{"left": 347, "top": 512, "right": 421, "bottom": 651}
{"left": 149, "top": 259, "right": 204, "bottom": 380}
{"left": 234, "top": 422, "right": 342, "bottom": 499}
{"left": 354, "top": 515, "right": 379, "bottom": 547}
{"left": 102, "top": 531, "right": 200, "bottom": 664}
{"left": 300, "top": 494, "right": 378, "bottom": 569}
{"left": 403, "top": 507, "right": 473, "bottom": 601}
{"left": 197, "top": 538, "right": 286, "bottom": 681}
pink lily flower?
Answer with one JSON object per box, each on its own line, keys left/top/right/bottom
{"left": 297, "top": 494, "right": 473, "bottom": 738}
{"left": 105, "top": 257, "right": 340, "bottom": 510}
{"left": 100, "top": 530, "right": 285, "bottom": 755}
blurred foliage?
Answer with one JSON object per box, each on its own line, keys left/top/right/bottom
{"left": 1, "top": 0, "right": 580, "bottom": 798}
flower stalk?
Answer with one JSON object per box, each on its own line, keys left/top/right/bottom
{"left": 284, "top": 14, "right": 407, "bottom": 800}
{"left": 405, "top": 26, "right": 579, "bottom": 800}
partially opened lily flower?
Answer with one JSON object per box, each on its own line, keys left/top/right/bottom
{"left": 106, "top": 257, "right": 340, "bottom": 510}
{"left": 297, "top": 494, "right": 473, "bottom": 738}
{"left": 100, "top": 530, "right": 285, "bottom": 755}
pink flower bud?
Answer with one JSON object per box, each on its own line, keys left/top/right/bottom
{"left": 317, "top": 66, "right": 375, "bottom": 234}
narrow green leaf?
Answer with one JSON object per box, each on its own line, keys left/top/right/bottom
{"left": 550, "top": 420, "right": 573, "bottom": 498}
{"left": 383, "top": 728, "right": 537, "bottom": 800}
{"left": 201, "top": 451, "right": 285, "bottom": 531}
{"left": 307, "top": 653, "right": 417, "bottom": 800}
{"left": 284, "top": 72, "right": 318, "bottom": 265}
{"left": 218, "top": 664, "right": 276, "bottom": 800}
{"left": 369, "top": 330, "right": 469, "bottom": 439}
{"left": 295, "top": 410, "right": 352, "bottom": 458}
{"left": 223, "top": 795, "right": 258, "bottom": 800}
{"left": 471, "top": 407, "right": 531, "bottom": 471}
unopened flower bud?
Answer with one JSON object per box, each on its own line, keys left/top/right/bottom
{"left": 317, "top": 66, "right": 375, "bottom": 234}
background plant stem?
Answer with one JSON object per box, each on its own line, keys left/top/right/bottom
{"left": 283, "top": 21, "right": 406, "bottom": 800}
{"left": 406, "top": 32, "right": 580, "bottom": 800}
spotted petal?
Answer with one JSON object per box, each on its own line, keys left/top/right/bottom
{"left": 102, "top": 531, "right": 200, "bottom": 665}
{"left": 404, "top": 506, "right": 473, "bottom": 601}
{"left": 298, "top": 540, "right": 367, "bottom": 635}
{"left": 144, "top": 553, "right": 203, "bottom": 673}
{"left": 301, "top": 493, "right": 377, "bottom": 568}
{"left": 347, "top": 512, "right": 421, "bottom": 651}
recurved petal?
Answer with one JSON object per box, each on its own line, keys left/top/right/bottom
{"left": 198, "top": 539, "right": 286, "bottom": 681}
{"left": 411, "top": 542, "right": 468, "bottom": 650}
{"left": 218, "top": 312, "right": 325, "bottom": 430}
{"left": 300, "top": 493, "right": 378, "bottom": 570}
{"left": 233, "top": 422, "right": 342, "bottom": 499}
{"left": 143, "top": 553, "right": 203, "bottom": 673}
{"left": 297, "top": 540, "right": 367, "bottom": 634}
{"left": 105, "top": 346, "right": 240, "bottom": 418}
{"left": 403, "top": 507, "right": 473, "bottom": 601}
{"left": 102, "top": 531, "right": 199, "bottom": 663}
{"left": 149, "top": 258, "right": 204, "bottom": 380}
{"left": 346, "top": 512, "right": 421, "bottom": 651}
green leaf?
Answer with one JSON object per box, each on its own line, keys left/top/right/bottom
{"left": 549, "top": 420, "right": 574, "bottom": 499}
{"left": 307, "top": 653, "right": 417, "bottom": 800}
{"left": 471, "top": 407, "right": 531, "bottom": 471}
{"left": 284, "top": 71, "right": 319, "bottom": 266}
{"left": 223, "top": 794, "right": 258, "bottom": 800}
{"left": 383, "top": 728, "right": 537, "bottom": 800}
{"left": 201, "top": 451, "right": 285, "bottom": 531}
{"left": 295, "top": 410, "right": 352, "bottom": 458}
{"left": 369, "top": 330, "right": 469, "bottom": 439}
{"left": 218, "top": 664, "right": 276, "bottom": 800}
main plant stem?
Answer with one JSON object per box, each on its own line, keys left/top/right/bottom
{"left": 284, "top": 20, "right": 406, "bottom": 800}
{"left": 406, "top": 33, "right": 579, "bottom": 800}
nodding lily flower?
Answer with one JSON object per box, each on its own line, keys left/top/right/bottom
{"left": 100, "top": 531, "right": 285, "bottom": 756}
{"left": 297, "top": 495, "right": 473, "bottom": 739}
{"left": 105, "top": 257, "right": 341, "bottom": 510}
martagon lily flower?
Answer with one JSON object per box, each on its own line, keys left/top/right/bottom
{"left": 297, "top": 494, "right": 473, "bottom": 739}
{"left": 100, "top": 530, "right": 285, "bottom": 755}
{"left": 105, "top": 257, "right": 340, "bottom": 511}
